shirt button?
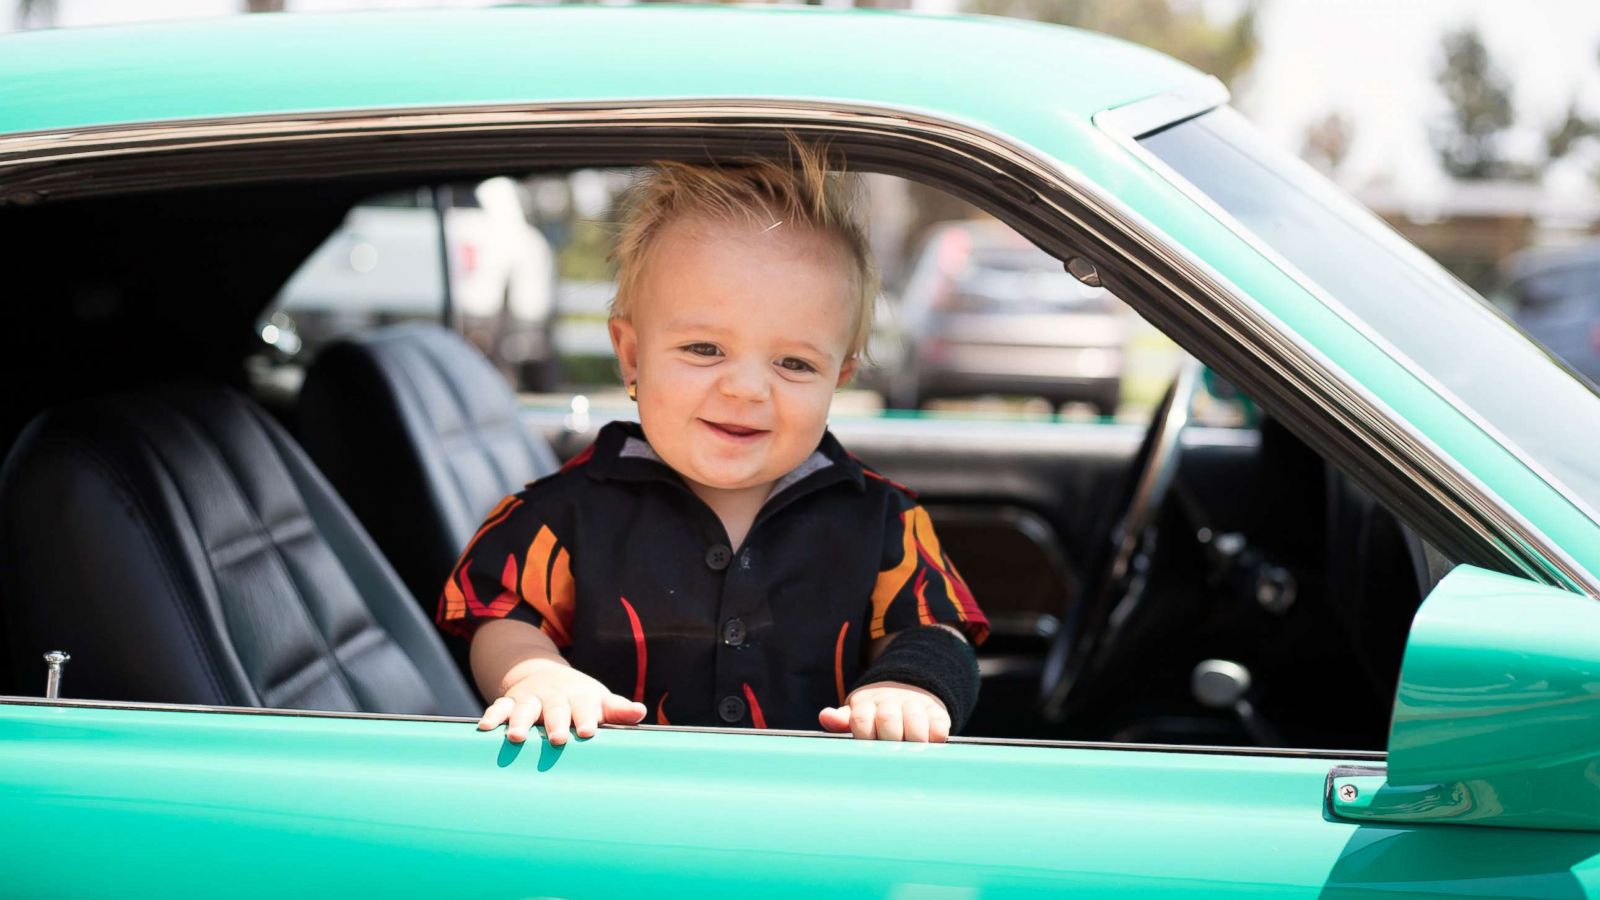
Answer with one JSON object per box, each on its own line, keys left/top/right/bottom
{"left": 705, "top": 544, "right": 733, "bottom": 571}
{"left": 718, "top": 694, "right": 746, "bottom": 723}
{"left": 721, "top": 618, "right": 747, "bottom": 647}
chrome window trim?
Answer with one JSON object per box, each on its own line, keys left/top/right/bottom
{"left": 0, "top": 695, "right": 1385, "bottom": 759}
{"left": 0, "top": 96, "right": 1586, "bottom": 594}
{"left": 1095, "top": 89, "right": 1597, "bottom": 594}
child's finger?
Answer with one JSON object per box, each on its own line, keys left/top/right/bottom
{"left": 543, "top": 701, "right": 572, "bottom": 746}
{"left": 850, "top": 700, "right": 878, "bottom": 740}
{"left": 817, "top": 706, "right": 851, "bottom": 732}
{"left": 903, "top": 702, "right": 930, "bottom": 743}
{"left": 478, "top": 696, "right": 516, "bottom": 731}
{"left": 571, "top": 696, "right": 601, "bottom": 739}
{"left": 600, "top": 693, "right": 648, "bottom": 724}
{"left": 929, "top": 706, "right": 951, "bottom": 744}
{"left": 875, "top": 700, "right": 904, "bottom": 742}
{"left": 506, "top": 696, "right": 542, "bottom": 744}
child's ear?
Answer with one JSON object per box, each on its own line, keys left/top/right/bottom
{"left": 608, "top": 316, "right": 639, "bottom": 386}
{"left": 836, "top": 357, "right": 857, "bottom": 389}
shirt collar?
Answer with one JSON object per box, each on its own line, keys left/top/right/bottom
{"left": 583, "top": 420, "right": 865, "bottom": 500}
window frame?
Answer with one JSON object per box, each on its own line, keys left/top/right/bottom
{"left": 0, "top": 95, "right": 1583, "bottom": 750}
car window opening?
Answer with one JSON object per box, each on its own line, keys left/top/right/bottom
{"left": 0, "top": 158, "right": 1456, "bottom": 758}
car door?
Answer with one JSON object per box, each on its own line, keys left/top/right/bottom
{"left": 0, "top": 694, "right": 1378, "bottom": 896}
{"left": 7, "top": 655, "right": 1600, "bottom": 899}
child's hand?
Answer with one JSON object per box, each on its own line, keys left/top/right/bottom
{"left": 478, "top": 658, "right": 646, "bottom": 746}
{"left": 818, "top": 682, "right": 951, "bottom": 743}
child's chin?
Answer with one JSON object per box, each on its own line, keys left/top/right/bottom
{"left": 687, "top": 463, "right": 772, "bottom": 493}
{"left": 695, "top": 474, "right": 765, "bottom": 492}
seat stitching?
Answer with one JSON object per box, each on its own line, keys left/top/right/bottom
{"left": 380, "top": 341, "right": 484, "bottom": 526}
{"left": 332, "top": 625, "right": 393, "bottom": 668}
{"left": 268, "top": 628, "right": 414, "bottom": 710}
{"left": 260, "top": 654, "right": 341, "bottom": 709}
{"left": 54, "top": 428, "right": 236, "bottom": 704}
{"left": 209, "top": 515, "right": 316, "bottom": 570}
{"left": 259, "top": 625, "right": 386, "bottom": 700}
{"left": 414, "top": 336, "right": 523, "bottom": 495}
{"left": 183, "top": 395, "right": 363, "bottom": 709}
{"left": 244, "top": 399, "right": 429, "bottom": 708}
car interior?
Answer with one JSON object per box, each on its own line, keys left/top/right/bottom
{"left": 0, "top": 156, "right": 1454, "bottom": 754}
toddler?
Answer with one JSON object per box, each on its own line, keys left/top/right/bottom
{"left": 438, "top": 143, "right": 987, "bottom": 744}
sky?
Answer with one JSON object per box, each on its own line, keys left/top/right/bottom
{"left": 1240, "top": 0, "right": 1600, "bottom": 195}
{"left": 7, "top": 0, "right": 1600, "bottom": 196}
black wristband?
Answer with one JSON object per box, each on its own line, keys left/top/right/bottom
{"left": 852, "top": 625, "right": 980, "bottom": 734}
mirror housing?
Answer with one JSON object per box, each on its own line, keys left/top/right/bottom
{"left": 1330, "top": 565, "right": 1600, "bottom": 832}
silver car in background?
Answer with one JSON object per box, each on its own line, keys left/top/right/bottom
{"left": 1504, "top": 238, "right": 1600, "bottom": 389}
{"left": 886, "top": 220, "right": 1128, "bottom": 416}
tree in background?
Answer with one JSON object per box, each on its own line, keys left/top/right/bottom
{"left": 1301, "top": 111, "right": 1353, "bottom": 180}
{"left": 14, "top": 0, "right": 281, "bottom": 26}
{"left": 963, "top": 0, "right": 1261, "bottom": 89}
{"left": 1545, "top": 100, "right": 1595, "bottom": 162}
{"left": 1543, "top": 44, "right": 1600, "bottom": 186}
{"left": 13, "top": 0, "right": 55, "bottom": 29}
{"left": 1431, "top": 26, "right": 1521, "bottom": 180}
{"left": 874, "top": 0, "right": 1262, "bottom": 281}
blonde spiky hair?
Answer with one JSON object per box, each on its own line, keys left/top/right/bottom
{"left": 609, "top": 138, "right": 878, "bottom": 362}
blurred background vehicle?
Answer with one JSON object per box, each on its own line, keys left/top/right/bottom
{"left": 268, "top": 177, "right": 559, "bottom": 389}
{"left": 1504, "top": 237, "right": 1600, "bottom": 387}
{"left": 882, "top": 220, "right": 1130, "bottom": 417}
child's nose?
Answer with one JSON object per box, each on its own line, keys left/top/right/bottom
{"left": 718, "top": 360, "right": 771, "bottom": 402}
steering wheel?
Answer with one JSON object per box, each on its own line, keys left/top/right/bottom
{"left": 1039, "top": 357, "right": 1202, "bottom": 721}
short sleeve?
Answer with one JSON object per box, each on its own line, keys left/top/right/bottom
{"left": 869, "top": 500, "right": 989, "bottom": 645}
{"left": 436, "top": 493, "right": 576, "bottom": 646}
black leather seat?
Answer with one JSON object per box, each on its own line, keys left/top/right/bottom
{"left": 298, "top": 323, "right": 559, "bottom": 617}
{"left": 0, "top": 384, "right": 478, "bottom": 715}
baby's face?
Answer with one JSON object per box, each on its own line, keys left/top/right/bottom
{"left": 609, "top": 214, "right": 857, "bottom": 499}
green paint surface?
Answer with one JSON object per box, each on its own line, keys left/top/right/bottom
{"left": 0, "top": 6, "right": 1190, "bottom": 135}
{"left": 1331, "top": 565, "right": 1600, "bottom": 833}
{"left": 7, "top": 700, "right": 1600, "bottom": 897}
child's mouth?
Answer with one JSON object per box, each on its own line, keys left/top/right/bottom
{"left": 701, "top": 419, "right": 770, "bottom": 442}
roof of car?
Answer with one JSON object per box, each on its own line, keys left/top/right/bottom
{"left": 0, "top": 5, "right": 1203, "bottom": 138}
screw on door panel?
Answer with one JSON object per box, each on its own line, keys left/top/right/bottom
{"left": 1338, "top": 784, "right": 1359, "bottom": 802}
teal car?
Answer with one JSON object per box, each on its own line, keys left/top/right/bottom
{"left": 3, "top": 7, "right": 1600, "bottom": 897}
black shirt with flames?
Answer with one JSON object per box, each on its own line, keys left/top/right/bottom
{"left": 438, "top": 420, "right": 988, "bottom": 730}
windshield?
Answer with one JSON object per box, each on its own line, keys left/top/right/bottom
{"left": 1138, "top": 106, "right": 1600, "bottom": 520}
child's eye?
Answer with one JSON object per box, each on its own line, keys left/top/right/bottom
{"left": 682, "top": 342, "right": 722, "bottom": 358}
{"left": 777, "top": 357, "right": 818, "bottom": 374}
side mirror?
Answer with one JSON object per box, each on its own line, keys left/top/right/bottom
{"left": 1329, "top": 565, "right": 1600, "bottom": 832}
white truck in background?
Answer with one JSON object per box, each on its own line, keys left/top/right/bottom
{"left": 270, "top": 177, "right": 559, "bottom": 389}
